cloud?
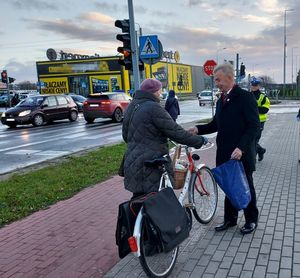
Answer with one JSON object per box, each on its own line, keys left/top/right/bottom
{"left": 94, "top": 1, "right": 174, "bottom": 17}
{"left": 186, "top": 0, "right": 205, "bottom": 6}
{"left": 256, "top": 0, "right": 282, "bottom": 14}
{"left": 26, "top": 18, "right": 115, "bottom": 42}
{"left": 5, "top": 60, "right": 38, "bottom": 82}
{"left": 242, "top": 14, "right": 272, "bottom": 25}
{"left": 78, "top": 12, "right": 114, "bottom": 26}
{"left": 11, "top": 0, "right": 58, "bottom": 10}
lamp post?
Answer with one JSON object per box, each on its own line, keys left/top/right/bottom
{"left": 216, "top": 47, "right": 226, "bottom": 64}
{"left": 291, "top": 47, "right": 298, "bottom": 90}
{"left": 296, "top": 55, "right": 300, "bottom": 99}
{"left": 283, "top": 9, "right": 294, "bottom": 97}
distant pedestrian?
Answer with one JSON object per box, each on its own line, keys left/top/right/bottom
{"left": 11, "top": 93, "right": 20, "bottom": 107}
{"left": 188, "top": 63, "right": 260, "bottom": 234}
{"left": 165, "top": 90, "right": 180, "bottom": 122}
{"left": 250, "top": 77, "right": 270, "bottom": 161}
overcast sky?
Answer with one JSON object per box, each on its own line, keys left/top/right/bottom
{"left": 1, "top": 0, "right": 299, "bottom": 83}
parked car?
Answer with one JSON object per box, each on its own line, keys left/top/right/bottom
{"left": 1, "top": 94, "right": 78, "bottom": 128}
{"left": 197, "top": 90, "right": 218, "bottom": 106}
{"left": 0, "top": 92, "right": 9, "bottom": 107}
{"left": 69, "top": 94, "right": 86, "bottom": 112}
{"left": 83, "top": 93, "right": 131, "bottom": 123}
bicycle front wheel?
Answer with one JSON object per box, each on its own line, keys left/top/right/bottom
{"left": 190, "top": 166, "right": 218, "bottom": 224}
{"left": 139, "top": 218, "right": 178, "bottom": 278}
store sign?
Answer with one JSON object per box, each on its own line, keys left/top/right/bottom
{"left": 39, "top": 77, "right": 69, "bottom": 94}
{"left": 163, "top": 50, "right": 180, "bottom": 63}
{"left": 46, "top": 48, "right": 100, "bottom": 61}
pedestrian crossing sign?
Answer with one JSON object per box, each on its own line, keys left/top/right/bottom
{"left": 139, "top": 35, "right": 159, "bottom": 59}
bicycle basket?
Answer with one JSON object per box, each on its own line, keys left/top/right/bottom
{"left": 172, "top": 145, "right": 188, "bottom": 190}
{"left": 174, "top": 168, "right": 187, "bottom": 189}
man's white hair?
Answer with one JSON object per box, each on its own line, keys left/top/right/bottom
{"left": 213, "top": 63, "right": 234, "bottom": 77}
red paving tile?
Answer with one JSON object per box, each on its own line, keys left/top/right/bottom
{"left": 0, "top": 175, "right": 131, "bottom": 277}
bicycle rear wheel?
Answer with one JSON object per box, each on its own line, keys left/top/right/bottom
{"left": 139, "top": 218, "right": 178, "bottom": 278}
{"left": 190, "top": 166, "right": 218, "bottom": 224}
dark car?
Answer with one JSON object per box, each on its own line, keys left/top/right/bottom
{"left": 1, "top": 94, "right": 78, "bottom": 128}
{"left": 69, "top": 94, "right": 86, "bottom": 112}
{"left": 83, "top": 93, "right": 131, "bottom": 123}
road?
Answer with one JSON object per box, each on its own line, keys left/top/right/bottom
{"left": 0, "top": 99, "right": 299, "bottom": 175}
{"left": 0, "top": 99, "right": 212, "bottom": 175}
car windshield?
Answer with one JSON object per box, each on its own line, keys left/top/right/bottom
{"left": 72, "top": 95, "right": 86, "bottom": 102}
{"left": 17, "top": 96, "right": 45, "bottom": 107}
{"left": 201, "top": 92, "right": 212, "bottom": 96}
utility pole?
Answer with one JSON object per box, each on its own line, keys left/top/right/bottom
{"left": 283, "top": 9, "right": 294, "bottom": 98}
{"left": 128, "top": 0, "right": 140, "bottom": 91}
{"left": 235, "top": 53, "right": 239, "bottom": 84}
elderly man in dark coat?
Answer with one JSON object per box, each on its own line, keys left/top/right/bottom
{"left": 122, "top": 78, "right": 206, "bottom": 197}
{"left": 189, "top": 63, "right": 260, "bottom": 234}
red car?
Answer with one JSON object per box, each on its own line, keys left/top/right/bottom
{"left": 83, "top": 93, "right": 132, "bottom": 123}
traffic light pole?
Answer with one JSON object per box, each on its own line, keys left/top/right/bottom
{"left": 128, "top": 0, "right": 140, "bottom": 91}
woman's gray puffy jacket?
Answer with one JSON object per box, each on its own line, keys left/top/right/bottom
{"left": 122, "top": 90, "right": 205, "bottom": 194}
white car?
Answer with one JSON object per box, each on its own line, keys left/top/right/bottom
{"left": 197, "top": 90, "right": 218, "bottom": 106}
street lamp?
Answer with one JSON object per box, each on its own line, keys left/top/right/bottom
{"left": 283, "top": 9, "right": 294, "bottom": 97}
{"left": 291, "top": 47, "right": 299, "bottom": 89}
{"left": 216, "top": 47, "right": 226, "bottom": 64}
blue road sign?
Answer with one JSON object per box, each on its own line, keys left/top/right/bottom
{"left": 139, "top": 35, "right": 159, "bottom": 59}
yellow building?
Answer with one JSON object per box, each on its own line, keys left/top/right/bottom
{"left": 36, "top": 55, "right": 204, "bottom": 96}
{"left": 36, "top": 56, "right": 130, "bottom": 97}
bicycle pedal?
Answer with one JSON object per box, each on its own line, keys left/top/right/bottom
{"left": 184, "top": 203, "right": 195, "bottom": 209}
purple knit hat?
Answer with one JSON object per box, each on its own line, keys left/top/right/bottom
{"left": 140, "top": 78, "right": 162, "bottom": 93}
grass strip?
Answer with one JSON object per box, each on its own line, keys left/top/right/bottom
{"left": 0, "top": 143, "right": 126, "bottom": 228}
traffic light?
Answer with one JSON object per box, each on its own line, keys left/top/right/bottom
{"left": 115, "top": 19, "right": 133, "bottom": 71}
{"left": 240, "top": 63, "right": 246, "bottom": 77}
{"left": 9, "top": 77, "right": 16, "bottom": 83}
{"left": 1, "top": 70, "right": 7, "bottom": 83}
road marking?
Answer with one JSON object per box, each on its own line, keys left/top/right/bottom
{"left": 5, "top": 149, "right": 41, "bottom": 155}
{"left": 82, "top": 130, "right": 121, "bottom": 140}
{"left": 34, "top": 150, "right": 70, "bottom": 156}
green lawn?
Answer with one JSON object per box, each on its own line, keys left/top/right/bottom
{"left": 0, "top": 143, "right": 126, "bottom": 228}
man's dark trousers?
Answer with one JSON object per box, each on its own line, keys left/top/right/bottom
{"left": 224, "top": 171, "right": 259, "bottom": 224}
{"left": 256, "top": 122, "right": 265, "bottom": 155}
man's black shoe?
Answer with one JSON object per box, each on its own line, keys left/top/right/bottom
{"left": 215, "top": 221, "right": 237, "bottom": 232}
{"left": 240, "top": 222, "right": 257, "bottom": 235}
{"left": 258, "top": 149, "right": 266, "bottom": 161}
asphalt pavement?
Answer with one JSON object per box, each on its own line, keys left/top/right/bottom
{"left": 0, "top": 100, "right": 212, "bottom": 175}
{"left": 0, "top": 107, "right": 299, "bottom": 277}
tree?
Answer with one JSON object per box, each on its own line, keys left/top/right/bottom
{"left": 18, "top": 81, "right": 37, "bottom": 90}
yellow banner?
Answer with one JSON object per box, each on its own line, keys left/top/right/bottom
{"left": 40, "top": 77, "right": 69, "bottom": 94}
{"left": 144, "top": 62, "right": 192, "bottom": 93}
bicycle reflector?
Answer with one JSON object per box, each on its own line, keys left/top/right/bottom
{"left": 128, "top": 236, "right": 138, "bottom": 252}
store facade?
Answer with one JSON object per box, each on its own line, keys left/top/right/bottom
{"left": 36, "top": 50, "right": 205, "bottom": 96}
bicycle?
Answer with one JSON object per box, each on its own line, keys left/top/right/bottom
{"left": 127, "top": 141, "right": 218, "bottom": 278}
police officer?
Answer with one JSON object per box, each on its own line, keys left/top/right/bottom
{"left": 250, "top": 77, "right": 270, "bottom": 161}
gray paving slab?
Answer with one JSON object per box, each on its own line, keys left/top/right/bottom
{"left": 105, "top": 112, "right": 300, "bottom": 278}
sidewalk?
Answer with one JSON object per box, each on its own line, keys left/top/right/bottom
{"left": 0, "top": 112, "right": 299, "bottom": 278}
{"left": 106, "top": 112, "right": 300, "bottom": 278}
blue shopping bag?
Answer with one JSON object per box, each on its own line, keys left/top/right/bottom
{"left": 211, "top": 159, "right": 251, "bottom": 210}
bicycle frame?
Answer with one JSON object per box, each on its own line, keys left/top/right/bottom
{"left": 130, "top": 145, "right": 206, "bottom": 258}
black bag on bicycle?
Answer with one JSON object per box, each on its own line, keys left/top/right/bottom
{"left": 143, "top": 187, "right": 190, "bottom": 253}
{"left": 115, "top": 194, "right": 149, "bottom": 258}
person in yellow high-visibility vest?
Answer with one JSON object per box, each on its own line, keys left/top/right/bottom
{"left": 250, "top": 77, "right": 270, "bottom": 161}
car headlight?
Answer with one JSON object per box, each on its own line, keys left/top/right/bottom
{"left": 1, "top": 112, "right": 5, "bottom": 118}
{"left": 19, "top": 110, "right": 31, "bottom": 117}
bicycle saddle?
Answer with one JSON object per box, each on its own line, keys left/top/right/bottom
{"left": 144, "top": 157, "right": 169, "bottom": 167}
